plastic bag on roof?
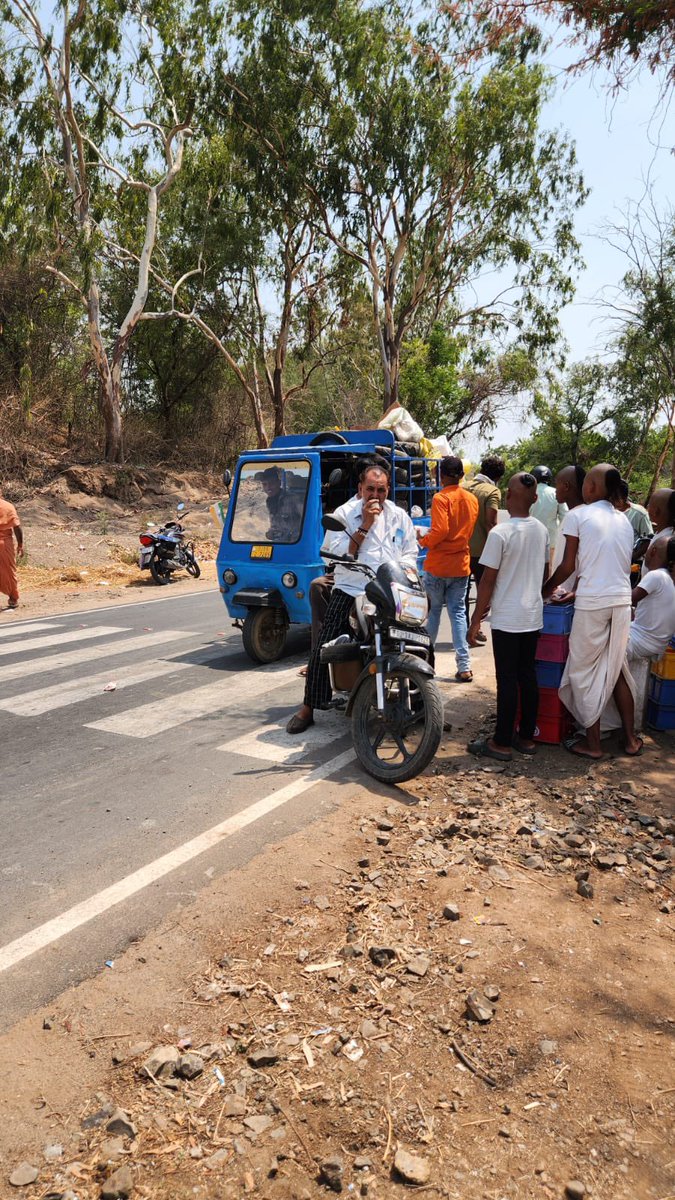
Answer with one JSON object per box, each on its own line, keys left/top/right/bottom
{"left": 377, "top": 405, "right": 424, "bottom": 443}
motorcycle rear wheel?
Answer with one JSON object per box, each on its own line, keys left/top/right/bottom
{"left": 150, "top": 555, "right": 172, "bottom": 585}
{"left": 351, "top": 667, "right": 443, "bottom": 784}
{"left": 242, "top": 608, "right": 288, "bottom": 663}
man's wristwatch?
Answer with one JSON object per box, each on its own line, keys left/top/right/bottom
{"left": 357, "top": 526, "right": 368, "bottom": 536}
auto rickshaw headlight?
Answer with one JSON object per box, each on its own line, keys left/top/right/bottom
{"left": 282, "top": 571, "right": 297, "bottom": 588}
{"left": 223, "top": 568, "right": 238, "bottom": 585}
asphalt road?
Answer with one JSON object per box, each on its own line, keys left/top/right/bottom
{"left": 0, "top": 591, "right": 364, "bottom": 1031}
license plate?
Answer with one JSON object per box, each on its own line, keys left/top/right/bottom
{"left": 139, "top": 549, "right": 153, "bottom": 567}
{"left": 389, "top": 626, "right": 430, "bottom": 646}
{"left": 250, "top": 545, "right": 273, "bottom": 559}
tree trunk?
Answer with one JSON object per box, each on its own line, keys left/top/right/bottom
{"left": 250, "top": 364, "right": 269, "bottom": 449}
{"left": 272, "top": 366, "right": 285, "bottom": 438}
{"left": 646, "top": 423, "right": 673, "bottom": 501}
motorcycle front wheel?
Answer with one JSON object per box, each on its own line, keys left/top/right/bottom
{"left": 186, "top": 554, "right": 201, "bottom": 578}
{"left": 149, "top": 554, "right": 172, "bottom": 585}
{"left": 351, "top": 667, "right": 443, "bottom": 784}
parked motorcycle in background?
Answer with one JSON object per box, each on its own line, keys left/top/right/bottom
{"left": 138, "top": 503, "right": 201, "bottom": 585}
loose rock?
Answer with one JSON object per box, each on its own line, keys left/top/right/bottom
{"left": 248, "top": 1047, "right": 282, "bottom": 1069}
{"left": 9, "top": 1163, "right": 39, "bottom": 1187}
{"left": 100, "top": 1164, "right": 133, "bottom": 1199}
{"left": 106, "top": 1109, "right": 137, "bottom": 1139}
{"left": 393, "top": 1148, "right": 431, "bottom": 1185}
{"left": 442, "top": 903, "right": 460, "bottom": 921}
{"left": 577, "top": 879, "right": 594, "bottom": 899}
{"left": 565, "top": 1182, "right": 586, "bottom": 1200}
{"left": 176, "top": 1052, "right": 204, "bottom": 1079}
{"left": 319, "top": 1156, "right": 344, "bottom": 1192}
{"left": 465, "top": 989, "right": 494, "bottom": 1023}
{"left": 140, "top": 1045, "right": 180, "bottom": 1079}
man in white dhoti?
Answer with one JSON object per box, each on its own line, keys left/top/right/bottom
{"left": 543, "top": 463, "right": 641, "bottom": 760}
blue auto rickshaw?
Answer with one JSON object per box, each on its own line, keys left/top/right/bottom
{"left": 216, "top": 429, "right": 440, "bottom": 662}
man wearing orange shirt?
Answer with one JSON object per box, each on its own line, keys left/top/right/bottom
{"left": 418, "top": 456, "right": 479, "bottom": 682}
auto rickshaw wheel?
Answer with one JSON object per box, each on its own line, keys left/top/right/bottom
{"left": 242, "top": 608, "right": 289, "bottom": 663}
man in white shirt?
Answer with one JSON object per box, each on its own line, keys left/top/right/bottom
{"left": 466, "top": 473, "right": 549, "bottom": 761}
{"left": 544, "top": 463, "right": 640, "bottom": 759}
{"left": 647, "top": 488, "right": 675, "bottom": 539}
{"left": 286, "top": 463, "right": 418, "bottom": 734}
{"left": 549, "top": 464, "right": 585, "bottom": 598}
{"left": 531, "top": 466, "right": 568, "bottom": 559}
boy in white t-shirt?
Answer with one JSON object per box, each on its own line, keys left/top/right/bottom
{"left": 467, "top": 473, "right": 549, "bottom": 761}
{"left": 630, "top": 534, "right": 675, "bottom": 660}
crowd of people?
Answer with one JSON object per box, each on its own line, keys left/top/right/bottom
{"left": 286, "top": 453, "right": 675, "bottom": 763}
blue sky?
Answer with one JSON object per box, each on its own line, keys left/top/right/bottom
{"left": 469, "top": 48, "right": 674, "bottom": 456}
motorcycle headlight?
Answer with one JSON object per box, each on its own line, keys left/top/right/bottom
{"left": 391, "top": 583, "right": 428, "bottom": 625}
{"left": 223, "top": 568, "right": 237, "bottom": 585}
{"left": 282, "top": 572, "right": 297, "bottom": 588}
{"left": 361, "top": 599, "right": 376, "bottom": 616}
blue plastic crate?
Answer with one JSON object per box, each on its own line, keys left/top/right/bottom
{"left": 648, "top": 676, "right": 675, "bottom": 706}
{"left": 542, "top": 603, "right": 574, "bottom": 636}
{"left": 646, "top": 700, "right": 675, "bottom": 731}
{"left": 536, "top": 660, "right": 565, "bottom": 688}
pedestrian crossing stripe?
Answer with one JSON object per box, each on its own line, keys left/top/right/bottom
{"left": 0, "top": 629, "right": 193, "bottom": 684}
{"left": 84, "top": 663, "right": 301, "bottom": 738}
{"left": 0, "top": 624, "right": 129, "bottom": 659}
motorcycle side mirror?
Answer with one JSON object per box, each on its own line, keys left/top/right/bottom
{"left": 327, "top": 468, "right": 344, "bottom": 486}
{"left": 222, "top": 469, "right": 232, "bottom": 490}
{"left": 322, "top": 514, "right": 348, "bottom": 532}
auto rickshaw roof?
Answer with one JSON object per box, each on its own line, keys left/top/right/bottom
{"left": 269, "top": 429, "right": 395, "bottom": 454}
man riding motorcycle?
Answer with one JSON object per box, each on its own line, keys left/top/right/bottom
{"left": 285, "top": 460, "right": 418, "bottom": 734}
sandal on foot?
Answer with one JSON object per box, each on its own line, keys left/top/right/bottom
{"left": 286, "top": 712, "right": 314, "bottom": 735}
{"left": 563, "top": 736, "right": 605, "bottom": 761}
{"left": 455, "top": 670, "right": 473, "bottom": 683}
{"left": 474, "top": 631, "right": 487, "bottom": 644}
{"left": 623, "top": 736, "right": 644, "bottom": 757}
{"left": 467, "top": 737, "right": 512, "bottom": 762}
{"left": 512, "top": 734, "right": 537, "bottom": 755}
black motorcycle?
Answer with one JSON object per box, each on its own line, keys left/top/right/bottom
{"left": 138, "top": 503, "right": 201, "bottom": 586}
{"left": 319, "top": 515, "right": 443, "bottom": 784}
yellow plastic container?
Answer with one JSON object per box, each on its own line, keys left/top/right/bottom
{"left": 651, "top": 650, "right": 675, "bottom": 680}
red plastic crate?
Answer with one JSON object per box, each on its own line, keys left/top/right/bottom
{"left": 517, "top": 686, "right": 574, "bottom": 744}
{"left": 536, "top": 633, "right": 569, "bottom": 663}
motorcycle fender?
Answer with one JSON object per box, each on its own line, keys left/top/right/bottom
{"left": 345, "top": 652, "right": 435, "bottom": 716}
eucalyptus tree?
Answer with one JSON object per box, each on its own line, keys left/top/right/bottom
{"left": 3, "top": 0, "right": 219, "bottom": 461}
{"left": 227, "top": 0, "right": 587, "bottom": 411}
{"left": 605, "top": 205, "right": 675, "bottom": 493}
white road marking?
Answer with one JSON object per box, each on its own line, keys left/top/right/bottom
{"left": 0, "top": 629, "right": 194, "bottom": 684}
{"left": 0, "top": 625, "right": 129, "bottom": 658}
{"left": 85, "top": 663, "right": 300, "bottom": 737}
{"left": 0, "top": 658, "right": 196, "bottom": 716}
{"left": 217, "top": 710, "right": 347, "bottom": 764}
{"left": 0, "top": 622, "right": 63, "bottom": 639}
{"left": 0, "top": 748, "right": 356, "bottom": 973}
{"left": 0, "top": 642, "right": 234, "bottom": 714}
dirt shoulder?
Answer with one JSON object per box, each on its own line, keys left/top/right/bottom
{"left": 0, "top": 733, "right": 673, "bottom": 1199}
{"left": 3, "top": 464, "right": 223, "bottom": 620}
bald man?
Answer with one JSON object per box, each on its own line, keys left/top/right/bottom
{"left": 647, "top": 488, "right": 675, "bottom": 538}
{"left": 467, "top": 473, "right": 549, "bottom": 761}
{"left": 544, "top": 463, "right": 640, "bottom": 759}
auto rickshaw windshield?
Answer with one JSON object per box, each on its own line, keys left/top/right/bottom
{"left": 230, "top": 459, "right": 310, "bottom": 545}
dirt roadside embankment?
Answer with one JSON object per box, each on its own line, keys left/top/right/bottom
{"left": 3, "top": 464, "right": 225, "bottom": 619}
